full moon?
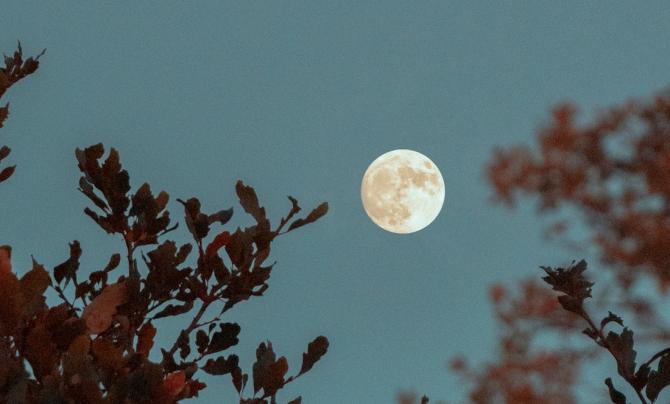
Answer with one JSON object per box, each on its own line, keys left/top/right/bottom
{"left": 361, "top": 149, "right": 445, "bottom": 234}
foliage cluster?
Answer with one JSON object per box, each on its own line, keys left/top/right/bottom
{"left": 0, "top": 44, "right": 329, "bottom": 404}
{"left": 450, "top": 89, "right": 670, "bottom": 402}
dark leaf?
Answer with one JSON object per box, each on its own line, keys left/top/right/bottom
{"left": 103, "top": 253, "right": 121, "bottom": 272}
{"left": 541, "top": 260, "right": 593, "bottom": 314}
{"left": 196, "top": 329, "right": 209, "bottom": 354}
{"left": 137, "top": 323, "right": 157, "bottom": 356}
{"left": 203, "top": 355, "right": 239, "bottom": 376}
{"left": 287, "top": 202, "right": 329, "bottom": 232}
{"left": 20, "top": 258, "right": 50, "bottom": 305}
{"left": 0, "top": 271, "right": 23, "bottom": 332}
{"left": 253, "top": 341, "right": 277, "bottom": 394}
{"left": 605, "top": 378, "right": 627, "bottom": 404}
{"left": 288, "top": 397, "right": 302, "bottom": 404}
{"left": 78, "top": 176, "right": 108, "bottom": 211}
{"left": 178, "top": 197, "right": 211, "bottom": 240}
{"left": 299, "top": 335, "right": 329, "bottom": 375}
{"left": 177, "top": 330, "right": 191, "bottom": 360}
{"left": 606, "top": 328, "right": 637, "bottom": 378}
{"left": 646, "top": 354, "right": 670, "bottom": 401}
{"left": 0, "top": 165, "right": 15, "bottom": 182}
{"left": 232, "top": 367, "right": 245, "bottom": 393}
{"left": 0, "top": 145, "right": 10, "bottom": 160}
{"left": 601, "top": 311, "right": 624, "bottom": 330}
{"left": 53, "top": 241, "right": 82, "bottom": 285}
{"left": 206, "top": 231, "right": 231, "bottom": 259}
{"left": 236, "top": 180, "right": 267, "bottom": 224}
{"left": 208, "top": 207, "right": 234, "bottom": 226}
{"left": 153, "top": 301, "right": 194, "bottom": 319}
{"left": 634, "top": 363, "right": 650, "bottom": 392}
{"left": 207, "top": 323, "right": 240, "bottom": 354}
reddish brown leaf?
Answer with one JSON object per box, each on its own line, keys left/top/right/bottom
{"left": 137, "top": 323, "right": 157, "bottom": 356}
{"left": 206, "top": 231, "right": 231, "bottom": 259}
{"left": 236, "top": 180, "right": 267, "bottom": 224}
{"left": 0, "top": 145, "right": 10, "bottom": 160}
{"left": 163, "top": 371, "right": 186, "bottom": 398}
{"left": 203, "top": 355, "right": 239, "bottom": 376}
{"left": 287, "top": 202, "right": 329, "bottom": 232}
{"left": 299, "top": 335, "right": 329, "bottom": 375}
{"left": 0, "top": 165, "right": 15, "bottom": 182}
{"left": 0, "top": 245, "right": 11, "bottom": 274}
{"left": 91, "top": 338, "right": 125, "bottom": 371}
{"left": 0, "top": 271, "right": 23, "bottom": 333}
{"left": 53, "top": 241, "right": 82, "bottom": 285}
{"left": 82, "top": 282, "right": 127, "bottom": 334}
{"left": 207, "top": 323, "right": 240, "bottom": 354}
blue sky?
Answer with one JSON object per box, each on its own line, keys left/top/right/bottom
{"left": 1, "top": 2, "right": 669, "bottom": 402}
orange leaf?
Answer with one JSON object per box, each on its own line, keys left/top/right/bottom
{"left": 82, "top": 282, "right": 127, "bottom": 334}
{"left": 0, "top": 245, "right": 11, "bottom": 274}
{"left": 164, "top": 370, "right": 186, "bottom": 397}
{"left": 137, "top": 322, "right": 157, "bottom": 356}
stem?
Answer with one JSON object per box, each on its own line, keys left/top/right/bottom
{"left": 162, "top": 300, "right": 211, "bottom": 363}
{"left": 52, "top": 285, "right": 75, "bottom": 311}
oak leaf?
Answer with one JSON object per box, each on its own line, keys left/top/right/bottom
{"left": 82, "top": 282, "right": 127, "bottom": 334}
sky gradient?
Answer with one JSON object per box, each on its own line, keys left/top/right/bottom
{"left": 1, "top": 2, "right": 670, "bottom": 402}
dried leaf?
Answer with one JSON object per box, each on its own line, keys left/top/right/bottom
{"left": 207, "top": 323, "right": 240, "bottom": 354}
{"left": 208, "top": 208, "right": 233, "bottom": 226}
{"left": 0, "top": 165, "right": 15, "bottom": 182}
{"left": 0, "top": 145, "right": 10, "bottom": 160}
{"left": 0, "top": 245, "right": 11, "bottom": 273}
{"left": 20, "top": 258, "right": 50, "bottom": 308}
{"left": 646, "top": 354, "right": 670, "bottom": 401}
{"left": 196, "top": 329, "right": 209, "bottom": 355}
{"left": 287, "top": 202, "right": 329, "bottom": 232}
{"left": 541, "top": 260, "right": 593, "bottom": 314}
{"left": 299, "top": 335, "right": 329, "bottom": 375}
{"left": 601, "top": 311, "right": 624, "bottom": 330}
{"left": 236, "top": 180, "right": 266, "bottom": 224}
{"left": 137, "top": 323, "right": 157, "bottom": 356}
{"left": 206, "top": 231, "right": 231, "bottom": 259}
{"left": 606, "top": 328, "right": 637, "bottom": 378}
{"left": 203, "top": 355, "right": 239, "bottom": 376}
{"left": 253, "top": 341, "right": 277, "bottom": 394}
{"left": 153, "top": 301, "right": 194, "bottom": 319}
{"left": 54, "top": 241, "right": 82, "bottom": 285}
{"left": 605, "top": 378, "right": 627, "bottom": 404}
{"left": 82, "top": 282, "right": 127, "bottom": 334}
{"left": 163, "top": 371, "right": 186, "bottom": 398}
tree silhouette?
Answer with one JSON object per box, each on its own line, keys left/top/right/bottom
{"left": 0, "top": 45, "right": 329, "bottom": 404}
{"left": 450, "top": 89, "right": 670, "bottom": 402}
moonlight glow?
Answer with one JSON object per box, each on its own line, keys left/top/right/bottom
{"left": 361, "top": 149, "right": 445, "bottom": 234}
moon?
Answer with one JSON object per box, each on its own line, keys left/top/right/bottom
{"left": 361, "top": 149, "right": 445, "bottom": 234}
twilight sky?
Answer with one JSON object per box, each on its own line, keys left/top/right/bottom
{"left": 1, "top": 2, "right": 669, "bottom": 402}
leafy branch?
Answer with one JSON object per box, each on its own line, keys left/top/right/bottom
{"left": 0, "top": 42, "right": 330, "bottom": 403}
{"left": 542, "top": 260, "right": 670, "bottom": 403}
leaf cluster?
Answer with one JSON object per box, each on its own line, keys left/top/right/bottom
{"left": 0, "top": 46, "right": 330, "bottom": 403}
{"left": 0, "top": 43, "right": 44, "bottom": 184}
{"left": 542, "top": 261, "right": 670, "bottom": 403}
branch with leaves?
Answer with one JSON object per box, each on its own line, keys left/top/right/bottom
{"left": 542, "top": 260, "right": 670, "bottom": 403}
{"left": 0, "top": 42, "right": 44, "bottom": 184}
{"left": 0, "top": 43, "right": 329, "bottom": 403}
